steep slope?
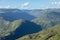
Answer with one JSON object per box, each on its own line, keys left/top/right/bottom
{"left": 0, "top": 9, "right": 35, "bottom": 21}
{"left": 0, "top": 17, "right": 24, "bottom": 38}
{"left": 32, "top": 10, "right": 60, "bottom": 29}
{"left": 0, "top": 17, "right": 42, "bottom": 40}
{"left": 1, "top": 20, "right": 41, "bottom": 40}
{"left": 17, "top": 24, "right": 60, "bottom": 40}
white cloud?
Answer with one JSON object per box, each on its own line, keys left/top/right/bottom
{"left": 0, "top": 5, "right": 10, "bottom": 8}
{"left": 5, "top": 5, "right": 10, "bottom": 8}
{"left": 21, "top": 2, "right": 30, "bottom": 9}
{"left": 0, "top": 5, "right": 17, "bottom": 8}
{"left": 51, "top": 2, "right": 60, "bottom": 5}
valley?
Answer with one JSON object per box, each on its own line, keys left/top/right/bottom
{"left": 0, "top": 9, "right": 60, "bottom": 40}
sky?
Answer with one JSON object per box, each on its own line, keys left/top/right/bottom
{"left": 0, "top": 0, "right": 60, "bottom": 9}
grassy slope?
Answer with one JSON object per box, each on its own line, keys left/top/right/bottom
{"left": 0, "top": 17, "right": 41, "bottom": 40}
{"left": 0, "top": 17, "right": 24, "bottom": 37}
{"left": 17, "top": 24, "right": 60, "bottom": 40}
{"left": 32, "top": 10, "right": 60, "bottom": 29}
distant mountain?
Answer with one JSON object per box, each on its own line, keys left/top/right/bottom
{"left": 17, "top": 24, "right": 60, "bottom": 40}
{"left": 22, "top": 9, "right": 44, "bottom": 17}
{"left": 32, "top": 9, "right": 60, "bottom": 29}
{"left": 0, "top": 9, "right": 36, "bottom": 21}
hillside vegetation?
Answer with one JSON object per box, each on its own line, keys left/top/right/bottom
{"left": 0, "top": 17, "right": 24, "bottom": 38}
{"left": 0, "top": 17, "right": 41, "bottom": 40}
{"left": 32, "top": 10, "right": 60, "bottom": 29}
{"left": 2, "top": 20, "right": 42, "bottom": 40}
{"left": 17, "top": 24, "right": 60, "bottom": 40}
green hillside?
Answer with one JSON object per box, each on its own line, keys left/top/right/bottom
{"left": 32, "top": 10, "right": 60, "bottom": 29}
{"left": 0, "top": 17, "right": 24, "bottom": 38}
{"left": 0, "top": 17, "right": 41, "bottom": 40}
{"left": 17, "top": 24, "right": 60, "bottom": 40}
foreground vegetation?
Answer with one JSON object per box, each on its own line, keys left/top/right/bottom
{"left": 17, "top": 24, "right": 60, "bottom": 40}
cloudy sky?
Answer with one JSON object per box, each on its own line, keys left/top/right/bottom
{"left": 0, "top": 0, "right": 60, "bottom": 9}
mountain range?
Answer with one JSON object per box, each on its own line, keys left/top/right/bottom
{"left": 32, "top": 9, "right": 60, "bottom": 29}
{"left": 0, "top": 9, "right": 44, "bottom": 21}
{"left": 0, "top": 9, "right": 60, "bottom": 40}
